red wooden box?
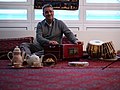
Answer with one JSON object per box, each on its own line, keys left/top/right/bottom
{"left": 44, "top": 44, "right": 83, "bottom": 60}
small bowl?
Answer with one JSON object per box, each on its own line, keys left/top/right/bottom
{"left": 68, "top": 62, "right": 89, "bottom": 67}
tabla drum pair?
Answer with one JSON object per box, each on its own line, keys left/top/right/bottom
{"left": 86, "top": 40, "right": 116, "bottom": 59}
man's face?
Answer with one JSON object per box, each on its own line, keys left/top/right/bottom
{"left": 43, "top": 7, "right": 54, "bottom": 21}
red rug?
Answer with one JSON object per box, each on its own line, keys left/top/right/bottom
{"left": 1, "top": 59, "right": 120, "bottom": 69}
{"left": 0, "top": 59, "right": 120, "bottom": 90}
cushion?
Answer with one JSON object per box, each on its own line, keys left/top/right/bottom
{"left": 0, "top": 37, "right": 34, "bottom": 54}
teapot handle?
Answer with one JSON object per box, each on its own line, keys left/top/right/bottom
{"left": 25, "top": 54, "right": 30, "bottom": 59}
{"left": 7, "top": 51, "right": 13, "bottom": 62}
{"left": 40, "top": 55, "right": 44, "bottom": 62}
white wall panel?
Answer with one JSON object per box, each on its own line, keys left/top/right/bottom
{"left": 0, "top": 30, "right": 35, "bottom": 39}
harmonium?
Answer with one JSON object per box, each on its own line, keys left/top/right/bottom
{"left": 43, "top": 44, "right": 83, "bottom": 60}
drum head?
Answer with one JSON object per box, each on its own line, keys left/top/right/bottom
{"left": 89, "top": 40, "right": 104, "bottom": 45}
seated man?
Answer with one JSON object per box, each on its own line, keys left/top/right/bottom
{"left": 20, "top": 4, "right": 82, "bottom": 57}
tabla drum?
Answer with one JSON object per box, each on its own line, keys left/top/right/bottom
{"left": 101, "top": 41, "right": 116, "bottom": 59}
{"left": 86, "top": 40, "right": 104, "bottom": 58}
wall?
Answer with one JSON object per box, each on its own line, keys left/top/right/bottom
{"left": 0, "top": 28, "right": 120, "bottom": 51}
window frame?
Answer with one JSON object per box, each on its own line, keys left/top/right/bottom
{"left": 0, "top": 0, "right": 30, "bottom": 5}
{"left": 0, "top": 0, "right": 119, "bottom": 31}
{"left": 83, "top": 1, "right": 120, "bottom": 24}
{"left": 0, "top": 0, "right": 32, "bottom": 23}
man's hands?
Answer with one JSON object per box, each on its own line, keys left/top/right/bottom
{"left": 49, "top": 40, "right": 59, "bottom": 45}
{"left": 49, "top": 40, "right": 83, "bottom": 45}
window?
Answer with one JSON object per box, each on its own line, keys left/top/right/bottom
{"left": 85, "top": 0, "right": 120, "bottom": 21}
{"left": 0, "top": 9, "right": 27, "bottom": 20}
{"left": 0, "top": 0, "right": 27, "bottom": 2}
{"left": 0, "top": 0, "right": 28, "bottom": 21}
{"left": 86, "top": 0, "right": 120, "bottom": 3}
{"left": 86, "top": 10, "right": 120, "bottom": 21}
{"left": 35, "top": 10, "right": 79, "bottom": 20}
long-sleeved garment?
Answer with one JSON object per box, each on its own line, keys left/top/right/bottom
{"left": 36, "top": 18, "right": 78, "bottom": 46}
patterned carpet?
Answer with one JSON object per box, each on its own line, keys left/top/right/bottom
{"left": 0, "top": 59, "right": 120, "bottom": 90}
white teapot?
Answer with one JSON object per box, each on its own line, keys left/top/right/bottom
{"left": 26, "top": 54, "right": 43, "bottom": 67}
